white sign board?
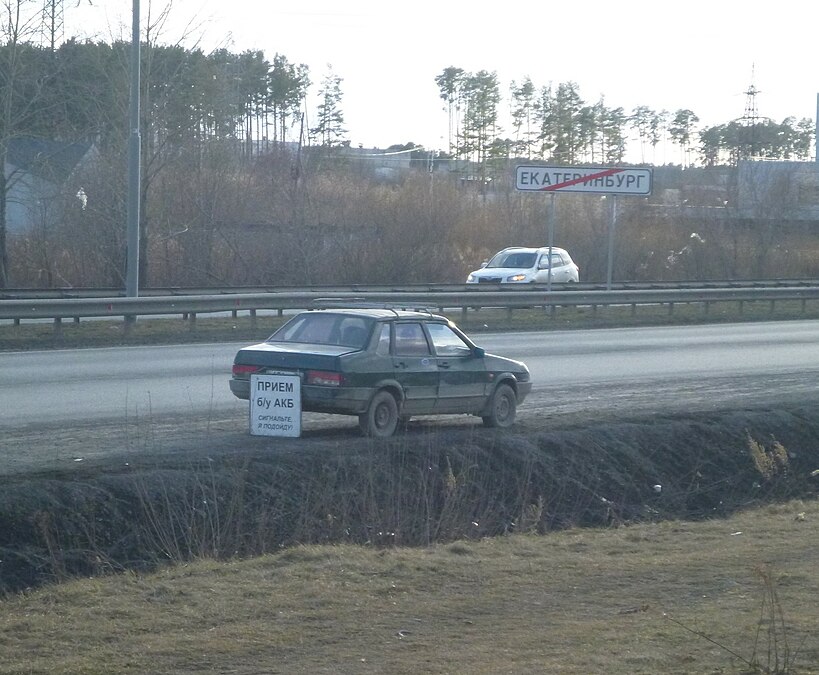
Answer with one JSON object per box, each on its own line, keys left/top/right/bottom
{"left": 250, "top": 373, "right": 302, "bottom": 437}
{"left": 516, "top": 165, "right": 652, "bottom": 195}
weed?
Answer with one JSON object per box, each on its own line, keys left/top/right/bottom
{"left": 665, "top": 564, "right": 805, "bottom": 675}
{"left": 748, "top": 434, "right": 790, "bottom": 481}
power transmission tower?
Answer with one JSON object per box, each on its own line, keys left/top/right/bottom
{"left": 42, "top": 0, "right": 64, "bottom": 51}
{"left": 741, "top": 66, "right": 760, "bottom": 159}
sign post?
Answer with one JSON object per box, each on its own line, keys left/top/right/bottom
{"left": 250, "top": 373, "right": 302, "bottom": 437}
{"left": 515, "top": 165, "right": 653, "bottom": 289}
{"left": 606, "top": 196, "right": 618, "bottom": 290}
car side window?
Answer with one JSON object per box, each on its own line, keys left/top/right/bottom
{"left": 426, "top": 323, "right": 472, "bottom": 357}
{"left": 338, "top": 318, "right": 371, "bottom": 348}
{"left": 394, "top": 322, "right": 431, "bottom": 356}
{"left": 539, "top": 252, "right": 565, "bottom": 269}
{"left": 376, "top": 324, "right": 391, "bottom": 355}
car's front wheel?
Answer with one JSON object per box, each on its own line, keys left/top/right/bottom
{"left": 481, "top": 383, "right": 517, "bottom": 428}
{"left": 359, "top": 390, "right": 399, "bottom": 438}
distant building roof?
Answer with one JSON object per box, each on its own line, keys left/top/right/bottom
{"left": 6, "top": 137, "right": 94, "bottom": 183}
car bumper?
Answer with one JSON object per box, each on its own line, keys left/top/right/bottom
{"left": 516, "top": 381, "right": 533, "bottom": 403}
{"left": 230, "top": 377, "right": 373, "bottom": 415}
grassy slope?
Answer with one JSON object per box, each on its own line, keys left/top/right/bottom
{"left": 1, "top": 499, "right": 817, "bottom": 674}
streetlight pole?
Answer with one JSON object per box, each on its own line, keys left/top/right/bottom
{"left": 125, "top": 0, "right": 141, "bottom": 298}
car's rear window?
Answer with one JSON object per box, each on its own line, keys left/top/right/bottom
{"left": 268, "top": 313, "right": 374, "bottom": 348}
{"left": 486, "top": 251, "right": 537, "bottom": 268}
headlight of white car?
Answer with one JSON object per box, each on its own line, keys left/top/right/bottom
{"left": 506, "top": 274, "right": 529, "bottom": 282}
{"left": 466, "top": 274, "right": 475, "bottom": 282}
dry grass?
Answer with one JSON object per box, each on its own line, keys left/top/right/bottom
{"left": 1, "top": 499, "right": 817, "bottom": 675}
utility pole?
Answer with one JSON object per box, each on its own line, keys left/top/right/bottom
{"left": 125, "top": 0, "right": 141, "bottom": 298}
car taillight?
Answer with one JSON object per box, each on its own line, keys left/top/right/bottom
{"left": 233, "top": 364, "right": 261, "bottom": 376}
{"left": 306, "top": 370, "right": 343, "bottom": 387}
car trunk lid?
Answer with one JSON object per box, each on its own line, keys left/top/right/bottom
{"left": 234, "top": 341, "right": 350, "bottom": 373}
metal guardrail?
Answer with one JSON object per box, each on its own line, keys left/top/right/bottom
{"left": 1, "top": 286, "right": 818, "bottom": 330}
{"left": 2, "top": 278, "right": 819, "bottom": 300}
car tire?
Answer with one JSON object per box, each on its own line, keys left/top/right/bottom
{"left": 359, "top": 390, "right": 399, "bottom": 438}
{"left": 481, "top": 383, "right": 517, "bottom": 428}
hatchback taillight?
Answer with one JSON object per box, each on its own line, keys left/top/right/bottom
{"left": 306, "top": 370, "right": 343, "bottom": 387}
{"left": 233, "top": 364, "right": 261, "bottom": 376}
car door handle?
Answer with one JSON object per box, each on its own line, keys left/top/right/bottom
{"left": 438, "top": 362, "right": 450, "bottom": 369}
{"left": 395, "top": 361, "right": 408, "bottom": 369}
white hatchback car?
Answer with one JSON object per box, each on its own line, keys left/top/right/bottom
{"left": 466, "top": 246, "right": 580, "bottom": 284}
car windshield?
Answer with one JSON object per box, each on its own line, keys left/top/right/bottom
{"left": 267, "top": 313, "right": 373, "bottom": 348}
{"left": 485, "top": 251, "right": 537, "bottom": 269}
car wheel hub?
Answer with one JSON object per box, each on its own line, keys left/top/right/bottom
{"left": 375, "top": 403, "right": 390, "bottom": 428}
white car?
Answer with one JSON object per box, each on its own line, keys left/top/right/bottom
{"left": 466, "top": 246, "right": 580, "bottom": 284}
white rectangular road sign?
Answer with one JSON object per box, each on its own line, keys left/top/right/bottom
{"left": 250, "top": 373, "right": 302, "bottom": 437}
{"left": 516, "top": 165, "right": 652, "bottom": 195}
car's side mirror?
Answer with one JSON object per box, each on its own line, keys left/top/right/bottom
{"left": 472, "top": 346, "right": 485, "bottom": 358}
{"left": 479, "top": 260, "right": 488, "bottom": 269}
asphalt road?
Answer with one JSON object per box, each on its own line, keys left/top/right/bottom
{"left": 2, "top": 320, "right": 819, "bottom": 475}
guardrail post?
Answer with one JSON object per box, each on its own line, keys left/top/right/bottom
{"left": 188, "top": 312, "right": 197, "bottom": 331}
{"left": 53, "top": 317, "right": 62, "bottom": 339}
{"left": 250, "top": 309, "right": 257, "bottom": 331}
{"left": 668, "top": 302, "right": 674, "bottom": 316}
{"left": 738, "top": 300, "right": 744, "bottom": 316}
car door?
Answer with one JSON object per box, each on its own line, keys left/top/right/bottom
{"left": 425, "top": 322, "right": 488, "bottom": 414}
{"left": 552, "top": 252, "right": 569, "bottom": 282}
{"left": 535, "top": 251, "right": 570, "bottom": 283}
{"left": 391, "top": 321, "right": 439, "bottom": 414}
{"left": 534, "top": 251, "right": 556, "bottom": 283}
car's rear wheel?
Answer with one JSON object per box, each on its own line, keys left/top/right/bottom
{"left": 359, "top": 390, "right": 399, "bottom": 438}
{"left": 481, "top": 383, "right": 517, "bottom": 428}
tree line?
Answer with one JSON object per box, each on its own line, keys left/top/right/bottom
{"left": 435, "top": 68, "right": 814, "bottom": 167}
{"left": 1, "top": 0, "right": 815, "bottom": 291}
{"left": 0, "top": 12, "right": 337, "bottom": 287}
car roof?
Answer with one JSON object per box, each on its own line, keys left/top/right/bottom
{"left": 497, "top": 246, "right": 569, "bottom": 255}
{"left": 305, "top": 308, "right": 448, "bottom": 322}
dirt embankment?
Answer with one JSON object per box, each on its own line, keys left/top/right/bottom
{"left": 1, "top": 404, "right": 818, "bottom": 595}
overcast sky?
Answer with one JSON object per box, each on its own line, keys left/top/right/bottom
{"left": 65, "top": 1, "right": 818, "bottom": 160}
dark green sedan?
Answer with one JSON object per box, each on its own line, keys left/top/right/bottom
{"left": 229, "top": 308, "right": 532, "bottom": 437}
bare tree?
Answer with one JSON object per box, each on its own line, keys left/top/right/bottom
{"left": 0, "top": 0, "right": 49, "bottom": 286}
